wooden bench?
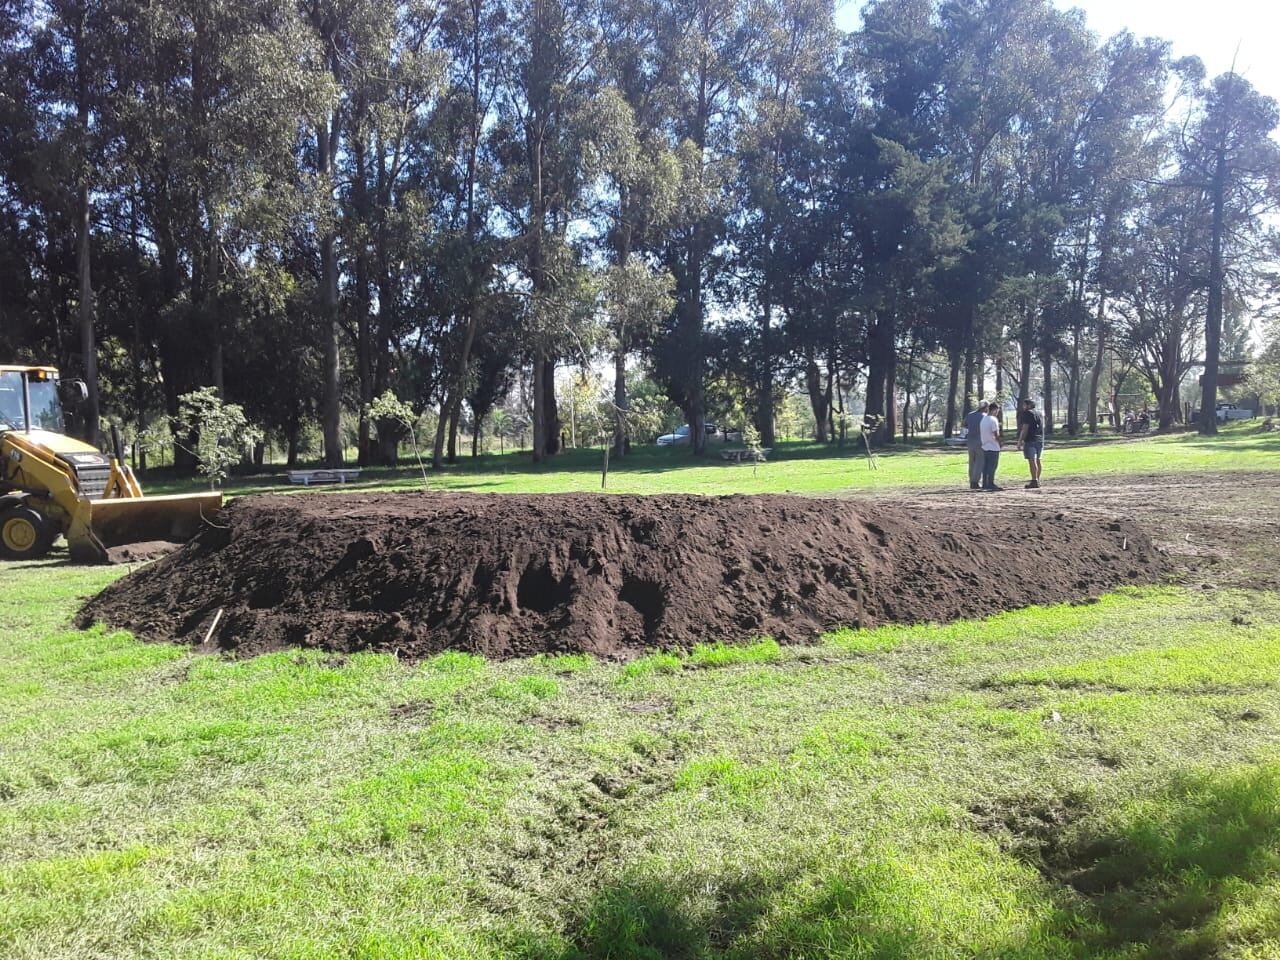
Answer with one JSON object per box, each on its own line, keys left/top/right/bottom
{"left": 720, "top": 447, "right": 771, "bottom": 463}
{"left": 287, "top": 468, "right": 362, "bottom": 486}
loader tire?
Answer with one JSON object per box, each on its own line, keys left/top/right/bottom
{"left": 0, "top": 505, "right": 56, "bottom": 561}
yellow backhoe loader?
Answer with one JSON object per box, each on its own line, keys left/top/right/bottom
{"left": 0, "top": 364, "right": 222, "bottom": 562}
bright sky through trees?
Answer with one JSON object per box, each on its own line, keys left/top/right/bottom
{"left": 836, "top": 0, "right": 1280, "bottom": 102}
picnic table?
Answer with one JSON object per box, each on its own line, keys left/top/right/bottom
{"left": 719, "top": 447, "right": 771, "bottom": 463}
{"left": 287, "top": 468, "right": 362, "bottom": 486}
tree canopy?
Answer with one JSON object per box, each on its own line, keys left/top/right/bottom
{"left": 2, "top": 0, "right": 1278, "bottom": 464}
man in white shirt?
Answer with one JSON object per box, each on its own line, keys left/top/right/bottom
{"left": 979, "top": 402, "right": 1003, "bottom": 491}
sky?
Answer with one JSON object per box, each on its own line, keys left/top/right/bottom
{"left": 833, "top": 0, "right": 1280, "bottom": 105}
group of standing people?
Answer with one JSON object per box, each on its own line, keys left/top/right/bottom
{"left": 964, "top": 399, "right": 1045, "bottom": 491}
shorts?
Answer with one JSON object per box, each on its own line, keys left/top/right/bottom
{"left": 1023, "top": 440, "right": 1043, "bottom": 460}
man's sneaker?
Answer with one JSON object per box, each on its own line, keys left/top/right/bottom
{"left": 984, "top": 485, "right": 1004, "bottom": 492}
{"left": 970, "top": 483, "right": 981, "bottom": 490}
{"left": 1026, "top": 480, "right": 1041, "bottom": 489}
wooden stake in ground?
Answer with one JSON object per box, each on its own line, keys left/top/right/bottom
{"left": 203, "top": 608, "right": 224, "bottom": 645}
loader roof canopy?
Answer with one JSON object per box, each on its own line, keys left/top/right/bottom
{"left": 0, "top": 370, "right": 64, "bottom": 432}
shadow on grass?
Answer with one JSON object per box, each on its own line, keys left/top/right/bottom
{"left": 516, "top": 868, "right": 951, "bottom": 960}
{"left": 1058, "top": 764, "right": 1280, "bottom": 957}
{"left": 515, "top": 764, "right": 1280, "bottom": 960}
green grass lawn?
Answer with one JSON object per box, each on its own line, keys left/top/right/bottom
{"left": 147, "top": 421, "right": 1279, "bottom": 499}
{"left": 3, "top": 427, "right": 1280, "bottom": 959}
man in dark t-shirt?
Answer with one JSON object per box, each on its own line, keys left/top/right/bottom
{"left": 1016, "top": 398, "right": 1044, "bottom": 489}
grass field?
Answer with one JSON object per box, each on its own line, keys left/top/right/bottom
{"left": 3, "top": 427, "right": 1280, "bottom": 959}
{"left": 149, "top": 421, "right": 1280, "bottom": 499}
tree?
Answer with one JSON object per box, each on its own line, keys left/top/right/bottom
{"left": 602, "top": 258, "right": 675, "bottom": 454}
{"left": 652, "top": 0, "right": 765, "bottom": 457}
{"left": 144, "top": 387, "right": 262, "bottom": 489}
{"left": 492, "top": 0, "right": 612, "bottom": 462}
{"left": 1181, "top": 72, "right": 1280, "bottom": 434}
{"left": 1114, "top": 179, "right": 1208, "bottom": 430}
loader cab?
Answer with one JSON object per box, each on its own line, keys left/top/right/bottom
{"left": 0, "top": 367, "right": 79, "bottom": 435}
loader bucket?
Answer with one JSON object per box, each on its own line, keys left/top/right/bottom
{"left": 67, "top": 492, "right": 224, "bottom": 563}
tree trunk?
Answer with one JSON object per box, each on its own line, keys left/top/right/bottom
{"left": 318, "top": 106, "right": 342, "bottom": 466}
{"left": 1067, "top": 326, "right": 1081, "bottom": 435}
{"left": 901, "top": 370, "right": 911, "bottom": 442}
{"left": 962, "top": 345, "right": 974, "bottom": 414}
{"left": 805, "top": 358, "right": 829, "bottom": 442}
{"left": 1199, "top": 140, "right": 1226, "bottom": 435}
{"left": 943, "top": 342, "right": 961, "bottom": 438}
{"left": 203, "top": 201, "right": 223, "bottom": 397}
{"left": 531, "top": 358, "right": 546, "bottom": 462}
{"left": 613, "top": 346, "right": 628, "bottom": 456}
{"left": 1087, "top": 296, "right": 1107, "bottom": 434}
{"left": 834, "top": 361, "right": 846, "bottom": 445}
{"left": 447, "top": 401, "right": 460, "bottom": 463}
{"left": 445, "top": 9, "right": 486, "bottom": 465}
{"left": 542, "top": 357, "right": 560, "bottom": 455}
{"left": 883, "top": 349, "right": 898, "bottom": 444}
{"left": 353, "top": 134, "right": 374, "bottom": 466}
{"left": 73, "top": 8, "right": 100, "bottom": 447}
{"left": 432, "top": 390, "right": 451, "bottom": 468}
{"left": 1041, "top": 349, "right": 1054, "bottom": 437}
{"left": 131, "top": 242, "right": 147, "bottom": 470}
{"left": 76, "top": 184, "right": 100, "bottom": 447}
{"left": 758, "top": 299, "right": 775, "bottom": 446}
{"left": 286, "top": 417, "right": 300, "bottom": 467}
{"left": 864, "top": 309, "right": 894, "bottom": 443}
{"left": 1019, "top": 305, "right": 1034, "bottom": 401}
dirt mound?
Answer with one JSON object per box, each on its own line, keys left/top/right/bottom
{"left": 77, "top": 491, "right": 1162, "bottom": 660}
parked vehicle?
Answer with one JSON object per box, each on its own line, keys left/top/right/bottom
{"left": 656, "top": 423, "right": 730, "bottom": 446}
{"left": 1216, "top": 402, "right": 1254, "bottom": 422}
{"left": 1190, "top": 403, "right": 1257, "bottom": 423}
{"left": 656, "top": 424, "right": 694, "bottom": 446}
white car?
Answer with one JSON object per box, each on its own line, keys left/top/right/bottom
{"left": 656, "top": 423, "right": 736, "bottom": 446}
{"left": 1217, "top": 402, "right": 1254, "bottom": 422}
{"left": 656, "top": 424, "right": 694, "bottom": 446}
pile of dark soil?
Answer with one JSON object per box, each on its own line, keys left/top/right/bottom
{"left": 77, "top": 491, "right": 1162, "bottom": 660}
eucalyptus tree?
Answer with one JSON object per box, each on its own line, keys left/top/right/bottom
{"left": 933, "top": 0, "right": 1066, "bottom": 432}
{"left": 299, "top": 0, "right": 368, "bottom": 465}
{"left": 492, "top": 0, "right": 612, "bottom": 461}
{"left": 734, "top": 0, "right": 835, "bottom": 446}
{"left": 601, "top": 258, "right": 675, "bottom": 453}
{"left": 1114, "top": 180, "right": 1209, "bottom": 429}
{"left": 24, "top": 0, "right": 122, "bottom": 444}
{"left": 323, "top": 0, "right": 458, "bottom": 465}
{"left": 1178, "top": 71, "right": 1280, "bottom": 433}
{"left": 652, "top": 0, "right": 765, "bottom": 456}
{"left": 1078, "top": 33, "right": 1169, "bottom": 432}
{"left": 0, "top": 0, "right": 64, "bottom": 363}
{"left": 96, "top": 0, "right": 327, "bottom": 465}
{"left": 594, "top": 0, "right": 682, "bottom": 456}
{"left": 770, "top": 63, "right": 865, "bottom": 445}
{"left": 424, "top": 0, "right": 508, "bottom": 467}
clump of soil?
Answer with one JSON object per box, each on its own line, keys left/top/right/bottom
{"left": 77, "top": 491, "right": 1161, "bottom": 661}
{"left": 104, "top": 541, "right": 181, "bottom": 564}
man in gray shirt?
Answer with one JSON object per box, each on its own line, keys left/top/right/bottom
{"left": 963, "top": 405, "right": 986, "bottom": 490}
